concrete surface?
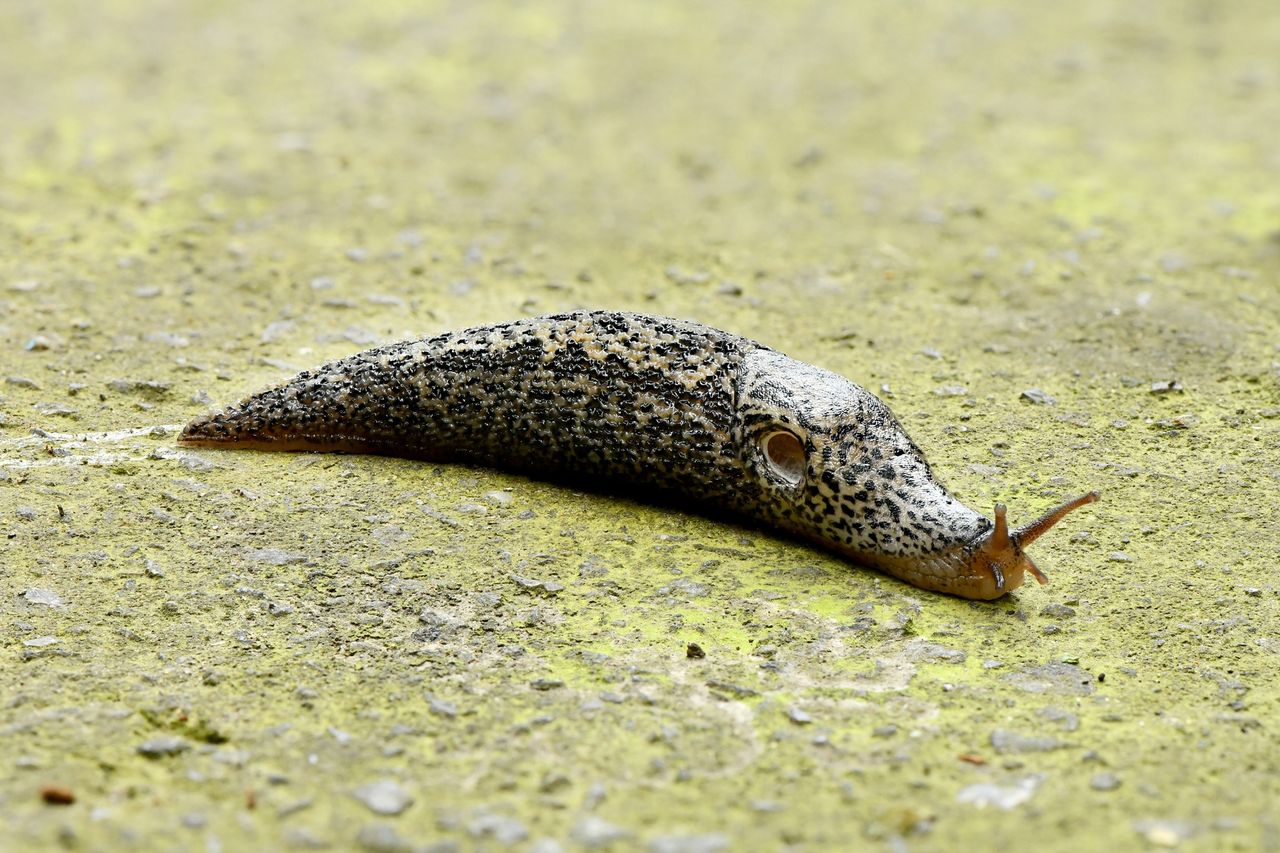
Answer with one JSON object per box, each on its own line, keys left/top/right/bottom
{"left": 2, "top": 1, "right": 1278, "bottom": 850}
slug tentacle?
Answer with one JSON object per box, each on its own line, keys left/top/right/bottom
{"left": 180, "top": 310, "right": 1098, "bottom": 600}
{"left": 988, "top": 504, "right": 1011, "bottom": 590}
{"left": 958, "top": 493, "right": 1099, "bottom": 599}
{"left": 1013, "top": 491, "right": 1101, "bottom": 547}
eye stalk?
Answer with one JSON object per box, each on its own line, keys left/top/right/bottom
{"left": 1013, "top": 490, "right": 1101, "bottom": 549}
{"left": 989, "top": 503, "right": 1011, "bottom": 590}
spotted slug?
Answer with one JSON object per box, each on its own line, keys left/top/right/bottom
{"left": 179, "top": 310, "right": 1098, "bottom": 599}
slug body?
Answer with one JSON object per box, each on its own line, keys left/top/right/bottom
{"left": 180, "top": 311, "right": 1097, "bottom": 599}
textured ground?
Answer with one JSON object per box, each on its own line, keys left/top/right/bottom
{"left": 2, "top": 1, "right": 1279, "bottom": 851}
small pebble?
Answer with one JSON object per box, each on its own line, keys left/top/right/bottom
{"left": 137, "top": 736, "right": 191, "bottom": 758}
{"left": 34, "top": 402, "right": 77, "bottom": 417}
{"left": 352, "top": 779, "right": 413, "bottom": 816}
{"left": 1134, "top": 819, "right": 1193, "bottom": 847}
{"left": 956, "top": 775, "right": 1043, "bottom": 810}
{"left": 529, "top": 840, "right": 565, "bottom": 853}
{"left": 649, "top": 834, "right": 731, "bottom": 853}
{"left": 106, "top": 379, "right": 171, "bottom": 397}
{"left": 530, "top": 678, "right": 564, "bottom": 691}
{"left": 396, "top": 229, "right": 424, "bottom": 248}
{"left": 1090, "top": 772, "right": 1121, "bottom": 791}
{"left": 664, "top": 266, "right": 710, "bottom": 286}
{"left": 283, "top": 828, "right": 330, "bottom": 848}
{"left": 989, "top": 729, "right": 1065, "bottom": 754}
{"left": 787, "top": 707, "right": 813, "bottom": 725}
{"left": 539, "top": 772, "right": 571, "bottom": 794}
{"left": 21, "top": 588, "right": 63, "bottom": 608}
{"left": 244, "top": 548, "right": 307, "bottom": 566}
{"left": 511, "top": 575, "right": 563, "bottom": 595}
{"left": 260, "top": 320, "right": 296, "bottom": 343}
{"left": 1020, "top": 388, "right": 1056, "bottom": 405}
{"left": 468, "top": 813, "right": 528, "bottom": 844}
{"left": 356, "top": 822, "right": 412, "bottom": 852}
{"left": 571, "top": 816, "right": 630, "bottom": 849}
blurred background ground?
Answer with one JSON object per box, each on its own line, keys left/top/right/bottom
{"left": 1, "top": 1, "right": 1278, "bottom": 850}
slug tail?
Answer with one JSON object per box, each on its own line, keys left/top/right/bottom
{"left": 178, "top": 406, "right": 368, "bottom": 454}
{"left": 178, "top": 409, "right": 257, "bottom": 448}
{"left": 177, "top": 366, "right": 444, "bottom": 459}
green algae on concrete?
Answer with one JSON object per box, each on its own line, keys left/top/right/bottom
{"left": 2, "top": 1, "right": 1280, "bottom": 850}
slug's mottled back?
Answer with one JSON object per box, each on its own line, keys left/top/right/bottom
{"left": 181, "top": 310, "right": 1097, "bottom": 599}
{"left": 181, "top": 312, "right": 756, "bottom": 506}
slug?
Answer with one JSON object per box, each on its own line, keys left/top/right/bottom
{"left": 179, "top": 310, "right": 1098, "bottom": 600}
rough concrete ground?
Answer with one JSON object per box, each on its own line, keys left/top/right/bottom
{"left": 2, "top": 1, "right": 1279, "bottom": 850}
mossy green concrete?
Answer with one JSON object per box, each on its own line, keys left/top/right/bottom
{"left": 2, "top": 1, "right": 1279, "bottom": 850}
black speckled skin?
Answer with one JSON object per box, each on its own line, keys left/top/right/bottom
{"left": 181, "top": 311, "right": 1000, "bottom": 595}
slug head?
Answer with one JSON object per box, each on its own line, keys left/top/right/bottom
{"left": 738, "top": 349, "right": 992, "bottom": 561}
{"left": 737, "top": 349, "right": 1100, "bottom": 599}
{"left": 965, "top": 491, "right": 1101, "bottom": 599}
